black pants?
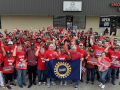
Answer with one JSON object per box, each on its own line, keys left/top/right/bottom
{"left": 116, "top": 68, "right": 119, "bottom": 76}
{"left": 27, "top": 65, "right": 37, "bottom": 84}
{"left": 4, "top": 73, "right": 13, "bottom": 84}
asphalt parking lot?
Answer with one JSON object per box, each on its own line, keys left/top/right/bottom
{"left": 0, "top": 73, "right": 120, "bottom": 90}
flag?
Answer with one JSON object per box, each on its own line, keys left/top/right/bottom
{"left": 2, "top": 66, "right": 14, "bottom": 73}
{"left": 47, "top": 26, "right": 52, "bottom": 31}
{"left": 111, "top": 60, "right": 120, "bottom": 67}
{"left": 73, "top": 26, "right": 77, "bottom": 29}
{"left": 81, "top": 67, "right": 87, "bottom": 75}
{"left": 87, "top": 57, "right": 98, "bottom": 65}
{"left": 16, "top": 61, "right": 27, "bottom": 69}
{"left": 47, "top": 59, "right": 81, "bottom": 80}
{"left": 99, "top": 59, "right": 111, "bottom": 69}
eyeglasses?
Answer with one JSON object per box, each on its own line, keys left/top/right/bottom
{"left": 114, "top": 40, "right": 117, "bottom": 41}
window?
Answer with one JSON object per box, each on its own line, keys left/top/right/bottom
{"left": 0, "top": 16, "right": 1, "bottom": 29}
{"left": 53, "top": 16, "right": 66, "bottom": 29}
{"left": 73, "top": 16, "right": 86, "bottom": 29}
{"left": 117, "top": 16, "right": 120, "bottom": 29}
{"left": 99, "top": 16, "right": 111, "bottom": 29}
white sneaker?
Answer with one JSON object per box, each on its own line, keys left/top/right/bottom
{"left": 38, "top": 82, "right": 41, "bottom": 86}
{"left": 14, "top": 79, "right": 17, "bottom": 82}
{"left": 43, "top": 82, "right": 46, "bottom": 85}
{"left": 64, "top": 82, "right": 67, "bottom": 85}
{"left": 99, "top": 83, "right": 102, "bottom": 87}
{"left": 47, "top": 83, "right": 50, "bottom": 88}
{"left": 51, "top": 82, "right": 56, "bottom": 85}
{"left": 60, "top": 82, "right": 63, "bottom": 85}
{"left": 101, "top": 85, "right": 105, "bottom": 89}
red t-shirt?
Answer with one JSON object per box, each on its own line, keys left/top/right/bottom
{"left": 0, "top": 54, "right": 3, "bottom": 71}
{"left": 92, "top": 44, "right": 105, "bottom": 57}
{"left": 44, "top": 50, "right": 56, "bottom": 59}
{"left": 77, "top": 49, "right": 87, "bottom": 58}
{"left": 3, "top": 56, "right": 15, "bottom": 73}
{"left": 57, "top": 54, "right": 68, "bottom": 61}
{"left": 15, "top": 51, "right": 27, "bottom": 62}
{"left": 111, "top": 42, "right": 117, "bottom": 51}
{"left": 37, "top": 53, "right": 46, "bottom": 70}
{"left": 108, "top": 50, "right": 120, "bottom": 69}
{"left": 69, "top": 50, "right": 82, "bottom": 60}
{"left": 4, "top": 46, "right": 15, "bottom": 55}
{"left": 35, "top": 43, "right": 40, "bottom": 48}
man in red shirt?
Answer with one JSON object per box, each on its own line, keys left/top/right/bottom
{"left": 13, "top": 45, "right": 27, "bottom": 88}
{"left": 105, "top": 46, "right": 120, "bottom": 85}
{"left": 77, "top": 43, "right": 87, "bottom": 82}
{"left": 90, "top": 36, "right": 105, "bottom": 81}
{"left": 68, "top": 46, "right": 83, "bottom": 89}
{"left": 3, "top": 41, "right": 15, "bottom": 55}
{"left": 57, "top": 49, "right": 71, "bottom": 85}
{"left": 44, "top": 44, "right": 57, "bottom": 88}
{"left": 1, "top": 50, "right": 16, "bottom": 89}
{"left": 35, "top": 47, "right": 46, "bottom": 86}
{"left": 86, "top": 49, "right": 97, "bottom": 85}
{"left": 90, "top": 36, "right": 105, "bottom": 57}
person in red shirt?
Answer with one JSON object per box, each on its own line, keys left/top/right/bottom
{"left": 35, "top": 38, "right": 41, "bottom": 48}
{"left": 13, "top": 45, "right": 27, "bottom": 88}
{"left": 0, "top": 53, "right": 5, "bottom": 88}
{"left": 35, "top": 47, "right": 46, "bottom": 86}
{"left": 3, "top": 41, "right": 15, "bottom": 55}
{"left": 97, "top": 52, "right": 110, "bottom": 89}
{"left": 105, "top": 46, "right": 120, "bottom": 85}
{"left": 77, "top": 43, "right": 87, "bottom": 82}
{"left": 2, "top": 50, "right": 16, "bottom": 89}
{"left": 90, "top": 36, "right": 105, "bottom": 57}
{"left": 56, "top": 46, "right": 61, "bottom": 56}
{"left": 68, "top": 46, "right": 83, "bottom": 89}
{"left": 57, "top": 49, "right": 71, "bottom": 85}
{"left": 86, "top": 49, "right": 97, "bottom": 85}
{"left": 44, "top": 44, "right": 57, "bottom": 88}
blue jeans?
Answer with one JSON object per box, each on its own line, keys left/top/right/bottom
{"left": 99, "top": 69, "right": 108, "bottom": 85}
{"left": 72, "top": 80, "right": 79, "bottom": 86}
{"left": 107, "top": 67, "right": 118, "bottom": 83}
{"left": 47, "top": 78, "right": 54, "bottom": 84}
{"left": 87, "top": 68, "right": 95, "bottom": 82}
{"left": 37, "top": 69, "right": 46, "bottom": 82}
{"left": 16, "top": 69, "right": 26, "bottom": 85}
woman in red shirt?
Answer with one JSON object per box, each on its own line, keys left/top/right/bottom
{"left": 2, "top": 50, "right": 16, "bottom": 89}
{"left": 97, "top": 52, "right": 110, "bottom": 89}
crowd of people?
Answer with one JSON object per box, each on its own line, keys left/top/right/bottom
{"left": 0, "top": 28, "right": 120, "bottom": 89}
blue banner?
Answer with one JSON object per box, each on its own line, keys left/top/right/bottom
{"left": 47, "top": 59, "right": 81, "bottom": 80}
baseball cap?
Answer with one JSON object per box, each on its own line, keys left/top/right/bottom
{"left": 6, "top": 51, "right": 11, "bottom": 55}
{"left": 79, "top": 43, "right": 83, "bottom": 46}
{"left": 30, "top": 43, "right": 35, "bottom": 46}
{"left": 115, "top": 46, "right": 119, "bottom": 49}
{"left": 8, "top": 41, "right": 13, "bottom": 45}
{"left": 17, "top": 41, "right": 20, "bottom": 44}
{"left": 56, "top": 46, "right": 60, "bottom": 49}
{"left": 90, "top": 49, "right": 94, "bottom": 52}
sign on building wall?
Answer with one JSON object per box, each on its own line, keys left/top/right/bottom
{"left": 63, "top": 1, "right": 82, "bottom": 11}
{"left": 99, "top": 17, "right": 111, "bottom": 29}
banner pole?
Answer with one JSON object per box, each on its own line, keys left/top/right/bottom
{"left": 80, "top": 59, "right": 82, "bottom": 80}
